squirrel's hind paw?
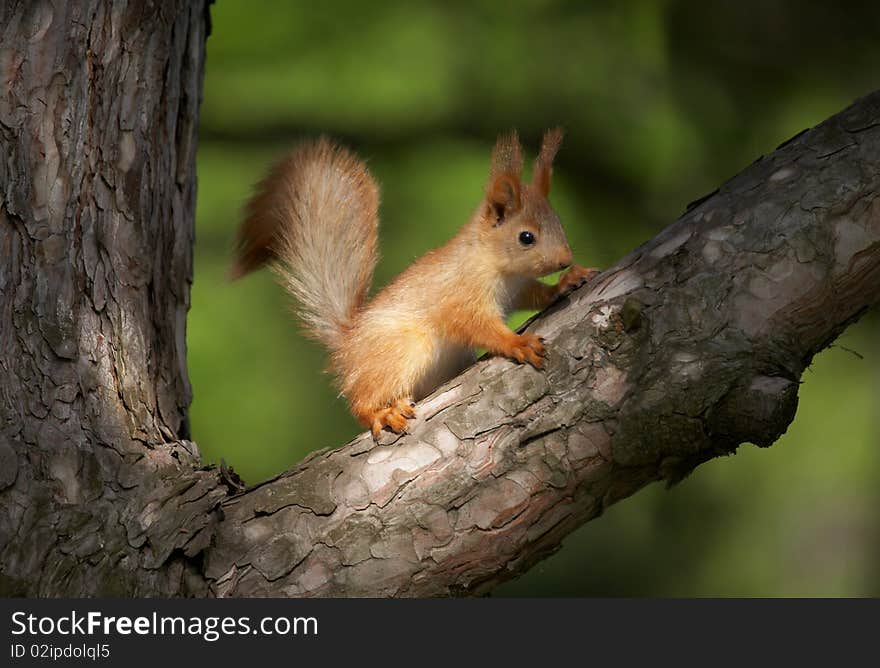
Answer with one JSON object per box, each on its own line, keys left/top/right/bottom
{"left": 369, "top": 399, "right": 416, "bottom": 439}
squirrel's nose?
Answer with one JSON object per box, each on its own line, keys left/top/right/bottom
{"left": 557, "top": 247, "right": 573, "bottom": 270}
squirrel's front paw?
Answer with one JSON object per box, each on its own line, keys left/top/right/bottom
{"left": 508, "top": 333, "right": 546, "bottom": 369}
{"left": 557, "top": 265, "right": 599, "bottom": 295}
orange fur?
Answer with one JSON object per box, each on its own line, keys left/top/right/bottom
{"left": 232, "top": 130, "right": 598, "bottom": 438}
{"left": 532, "top": 127, "right": 564, "bottom": 197}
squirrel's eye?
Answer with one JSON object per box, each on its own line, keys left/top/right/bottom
{"left": 518, "top": 231, "right": 536, "bottom": 246}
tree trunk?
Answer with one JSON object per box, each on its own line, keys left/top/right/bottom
{"left": 1, "top": 2, "right": 878, "bottom": 597}
{"left": 0, "top": 0, "right": 213, "bottom": 596}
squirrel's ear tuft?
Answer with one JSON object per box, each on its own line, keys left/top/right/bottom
{"left": 490, "top": 130, "right": 524, "bottom": 180}
{"left": 532, "top": 127, "right": 564, "bottom": 197}
{"left": 487, "top": 131, "right": 523, "bottom": 225}
{"left": 486, "top": 173, "right": 521, "bottom": 225}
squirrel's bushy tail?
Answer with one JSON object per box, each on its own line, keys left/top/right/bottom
{"left": 231, "top": 138, "right": 379, "bottom": 351}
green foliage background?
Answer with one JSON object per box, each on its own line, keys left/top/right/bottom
{"left": 190, "top": 0, "right": 880, "bottom": 596}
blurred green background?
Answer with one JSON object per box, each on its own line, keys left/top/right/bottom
{"left": 189, "top": 0, "right": 880, "bottom": 596}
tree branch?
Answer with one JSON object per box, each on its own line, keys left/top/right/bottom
{"left": 202, "top": 92, "right": 880, "bottom": 597}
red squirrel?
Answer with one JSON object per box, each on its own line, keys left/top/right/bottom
{"left": 231, "top": 129, "right": 598, "bottom": 438}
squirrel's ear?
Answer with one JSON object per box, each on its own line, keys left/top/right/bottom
{"left": 486, "top": 173, "right": 521, "bottom": 225}
{"left": 532, "top": 127, "right": 564, "bottom": 197}
{"left": 486, "top": 131, "right": 524, "bottom": 225}
{"left": 490, "top": 130, "right": 524, "bottom": 180}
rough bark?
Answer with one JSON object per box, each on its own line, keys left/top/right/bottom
{"left": 1, "top": 1, "right": 879, "bottom": 597}
{"left": 0, "top": 0, "right": 212, "bottom": 596}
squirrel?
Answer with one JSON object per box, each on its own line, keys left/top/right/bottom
{"left": 230, "top": 128, "right": 598, "bottom": 438}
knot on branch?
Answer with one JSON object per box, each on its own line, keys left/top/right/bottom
{"left": 708, "top": 374, "right": 800, "bottom": 449}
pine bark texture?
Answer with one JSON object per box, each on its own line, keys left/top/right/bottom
{"left": 0, "top": 0, "right": 211, "bottom": 596}
{"left": 1, "top": 2, "right": 879, "bottom": 597}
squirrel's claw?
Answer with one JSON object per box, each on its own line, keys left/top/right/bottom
{"left": 509, "top": 332, "right": 546, "bottom": 369}
{"left": 557, "top": 265, "right": 599, "bottom": 295}
{"left": 396, "top": 399, "right": 417, "bottom": 420}
{"left": 369, "top": 399, "right": 417, "bottom": 440}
